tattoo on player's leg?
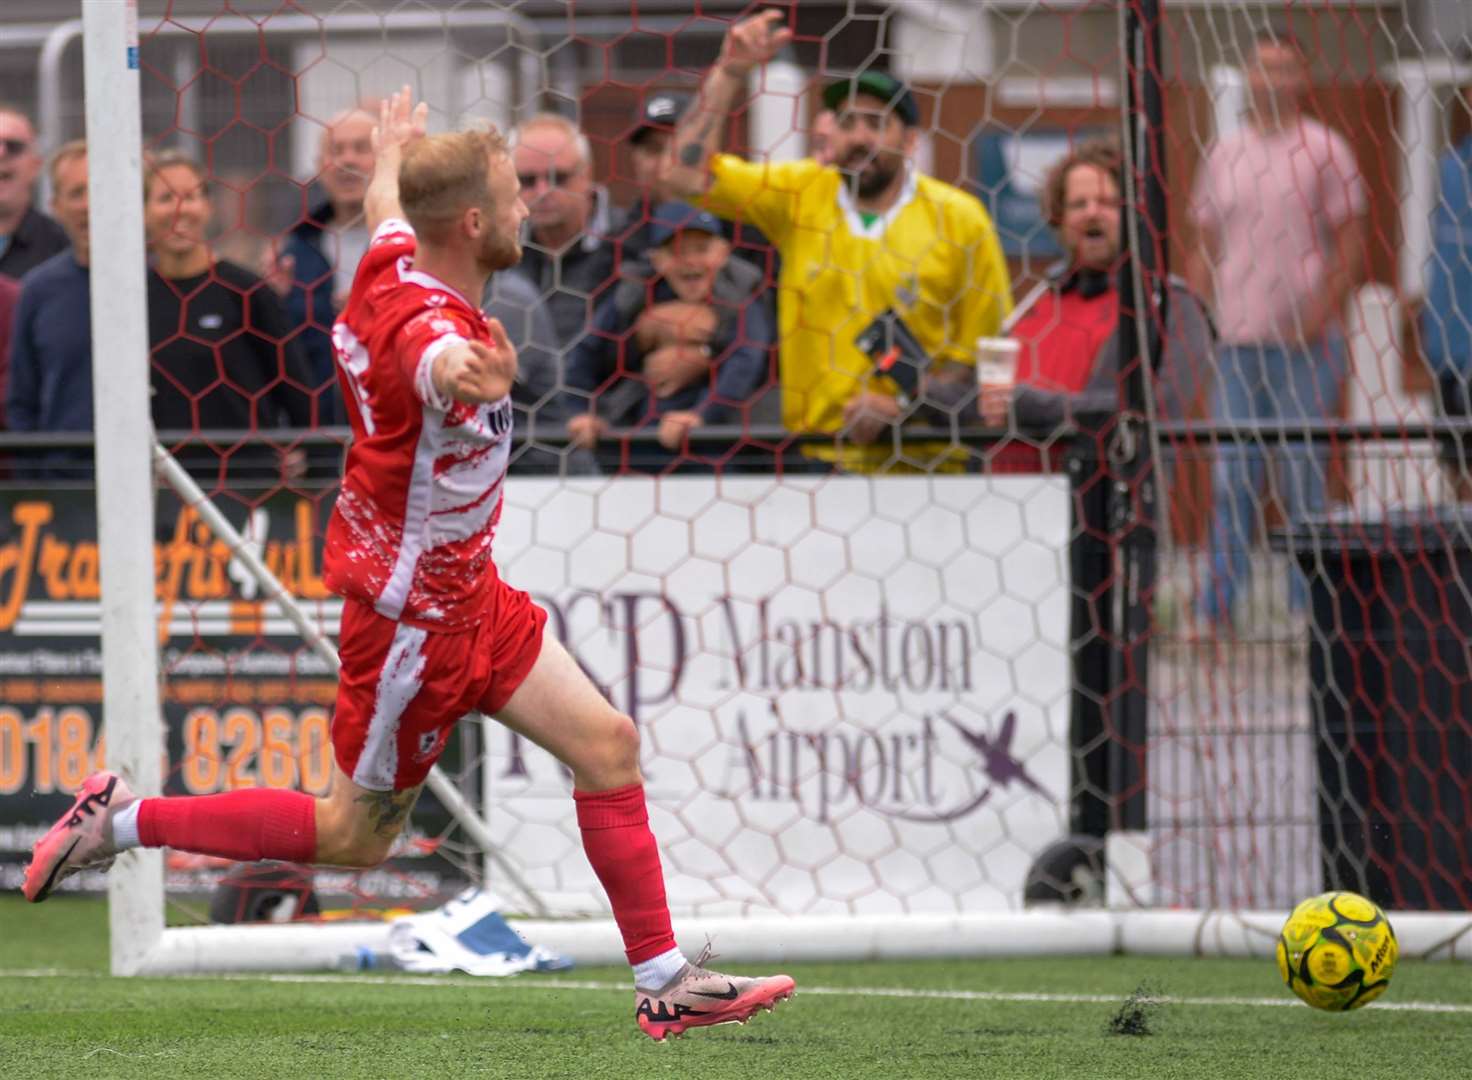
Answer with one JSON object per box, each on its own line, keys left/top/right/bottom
{"left": 354, "top": 786, "right": 421, "bottom": 838}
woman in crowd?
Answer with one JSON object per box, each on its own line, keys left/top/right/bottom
{"left": 144, "top": 150, "right": 314, "bottom": 484}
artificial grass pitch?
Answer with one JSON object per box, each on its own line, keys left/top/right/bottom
{"left": 3, "top": 896, "right": 1471, "bottom": 1080}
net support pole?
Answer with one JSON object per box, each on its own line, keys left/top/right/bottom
{"left": 1102, "top": 0, "right": 1167, "bottom": 905}
{"left": 83, "top": 0, "right": 164, "bottom": 977}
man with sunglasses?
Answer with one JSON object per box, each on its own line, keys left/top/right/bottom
{"left": 0, "top": 105, "right": 69, "bottom": 281}
{"left": 664, "top": 11, "right": 1012, "bottom": 473}
{"left": 506, "top": 112, "right": 617, "bottom": 354}
{"left": 495, "top": 113, "right": 613, "bottom": 475}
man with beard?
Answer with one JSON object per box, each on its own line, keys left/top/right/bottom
{"left": 664, "top": 10, "right": 1012, "bottom": 471}
{"left": 979, "top": 139, "right": 1214, "bottom": 474}
{"left": 27, "top": 87, "right": 796, "bottom": 1044}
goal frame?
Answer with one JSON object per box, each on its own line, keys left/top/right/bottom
{"left": 86, "top": 0, "right": 539, "bottom": 975}
{"left": 85, "top": 1, "right": 1472, "bottom": 976}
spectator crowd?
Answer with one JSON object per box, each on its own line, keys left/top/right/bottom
{"left": 0, "top": 10, "right": 1028, "bottom": 484}
{"left": 2, "top": 13, "right": 1463, "bottom": 641}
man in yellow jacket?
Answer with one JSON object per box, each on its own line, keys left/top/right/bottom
{"left": 663, "top": 9, "right": 1012, "bottom": 472}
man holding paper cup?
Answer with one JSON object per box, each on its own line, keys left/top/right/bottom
{"left": 979, "top": 138, "right": 1214, "bottom": 472}
{"left": 662, "top": 10, "right": 1013, "bottom": 472}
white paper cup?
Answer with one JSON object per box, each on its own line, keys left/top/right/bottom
{"left": 975, "top": 336, "right": 1021, "bottom": 390}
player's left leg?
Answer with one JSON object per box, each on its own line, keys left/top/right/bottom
{"left": 312, "top": 762, "right": 424, "bottom": 867}
{"left": 25, "top": 603, "right": 455, "bottom": 902}
{"left": 490, "top": 629, "right": 795, "bottom": 1040}
{"left": 23, "top": 771, "right": 322, "bottom": 903}
{"left": 21, "top": 764, "right": 414, "bottom": 903}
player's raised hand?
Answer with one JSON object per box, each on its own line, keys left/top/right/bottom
{"left": 719, "top": 9, "right": 794, "bottom": 78}
{"left": 371, "top": 85, "right": 428, "bottom": 158}
{"left": 364, "top": 86, "right": 428, "bottom": 232}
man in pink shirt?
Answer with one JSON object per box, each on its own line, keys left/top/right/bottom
{"left": 1187, "top": 33, "right": 1366, "bottom": 631}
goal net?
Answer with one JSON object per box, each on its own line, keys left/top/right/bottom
{"left": 7, "top": 0, "right": 1472, "bottom": 973}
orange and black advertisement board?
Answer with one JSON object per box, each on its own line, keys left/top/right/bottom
{"left": 0, "top": 486, "right": 471, "bottom": 903}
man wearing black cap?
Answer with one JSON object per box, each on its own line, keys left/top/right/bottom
{"left": 563, "top": 201, "right": 774, "bottom": 471}
{"left": 664, "top": 10, "right": 1012, "bottom": 472}
{"left": 614, "top": 92, "right": 691, "bottom": 265}
{"left": 617, "top": 92, "right": 775, "bottom": 277}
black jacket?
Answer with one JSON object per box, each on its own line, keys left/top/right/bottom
{"left": 0, "top": 207, "right": 70, "bottom": 281}
{"left": 280, "top": 199, "right": 348, "bottom": 424}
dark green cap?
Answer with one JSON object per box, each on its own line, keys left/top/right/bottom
{"left": 821, "top": 70, "right": 919, "bottom": 127}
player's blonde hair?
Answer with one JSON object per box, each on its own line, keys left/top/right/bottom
{"left": 399, "top": 127, "right": 509, "bottom": 241}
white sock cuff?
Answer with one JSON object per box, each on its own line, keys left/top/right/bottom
{"left": 111, "top": 800, "right": 143, "bottom": 850}
{"left": 632, "top": 946, "right": 686, "bottom": 990}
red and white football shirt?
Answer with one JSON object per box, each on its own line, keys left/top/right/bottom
{"left": 325, "top": 219, "right": 513, "bottom": 630}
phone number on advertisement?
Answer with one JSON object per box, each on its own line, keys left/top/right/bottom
{"left": 0, "top": 707, "right": 333, "bottom": 797}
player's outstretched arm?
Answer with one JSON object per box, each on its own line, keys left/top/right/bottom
{"left": 663, "top": 9, "right": 793, "bottom": 198}
{"left": 364, "top": 85, "right": 429, "bottom": 235}
{"left": 431, "top": 319, "right": 518, "bottom": 407}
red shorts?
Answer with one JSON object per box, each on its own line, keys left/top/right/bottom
{"left": 331, "top": 578, "right": 547, "bottom": 791}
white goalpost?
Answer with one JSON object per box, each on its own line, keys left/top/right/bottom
{"left": 80, "top": 0, "right": 1472, "bottom": 977}
{"left": 84, "top": 0, "right": 538, "bottom": 975}
{"left": 85, "top": 0, "right": 165, "bottom": 979}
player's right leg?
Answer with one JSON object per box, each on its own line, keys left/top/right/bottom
{"left": 492, "top": 631, "right": 795, "bottom": 1040}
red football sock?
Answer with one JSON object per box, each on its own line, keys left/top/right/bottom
{"left": 137, "top": 789, "right": 317, "bottom": 864}
{"left": 574, "top": 783, "right": 677, "bottom": 965}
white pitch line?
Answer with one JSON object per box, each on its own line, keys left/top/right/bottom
{"left": 4, "top": 970, "right": 1471, "bottom": 1015}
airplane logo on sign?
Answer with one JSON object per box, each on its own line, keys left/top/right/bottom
{"left": 889, "top": 710, "right": 1050, "bottom": 823}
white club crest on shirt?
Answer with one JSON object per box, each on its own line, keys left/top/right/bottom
{"left": 427, "top": 293, "right": 448, "bottom": 307}
{"left": 429, "top": 317, "right": 457, "bottom": 335}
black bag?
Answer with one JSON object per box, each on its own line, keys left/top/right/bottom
{"left": 853, "top": 308, "right": 929, "bottom": 399}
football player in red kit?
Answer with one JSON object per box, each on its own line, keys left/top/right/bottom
{"left": 25, "top": 87, "right": 793, "bottom": 1041}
